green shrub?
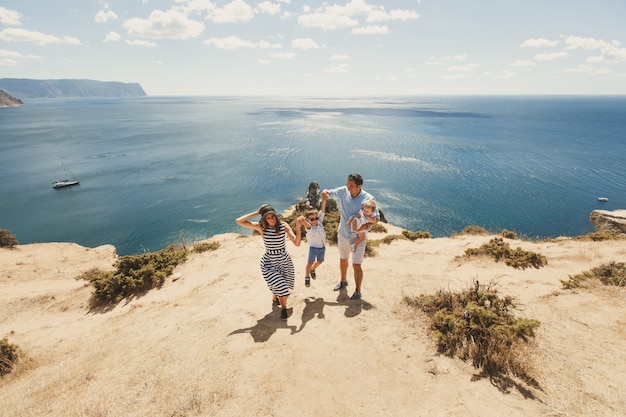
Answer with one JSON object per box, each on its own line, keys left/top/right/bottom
{"left": 0, "top": 337, "right": 20, "bottom": 377}
{"left": 501, "top": 229, "right": 517, "bottom": 239}
{"left": 77, "top": 245, "right": 187, "bottom": 304}
{"left": 404, "top": 281, "right": 539, "bottom": 382}
{"left": 370, "top": 223, "right": 387, "bottom": 233}
{"left": 192, "top": 241, "right": 220, "bottom": 253}
{"left": 462, "top": 238, "right": 547, "bottom": 269}
{"left": 460, "top": 225, "right": 490, "bottom": 235}
{"left": 402, "top": 230, "right": 432, "bottom": 240}
{"left": 0, "top": 229, "right": 19, "bottom": 248}
{"left": 561, "top": 261, "right": 626, "bottom": 289}
{"left": 572, "top": 232, "right": 626, "bottom": 242}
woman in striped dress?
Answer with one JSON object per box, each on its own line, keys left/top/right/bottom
{"left": 235, "top": 204, "right": 302, "bottom": 320}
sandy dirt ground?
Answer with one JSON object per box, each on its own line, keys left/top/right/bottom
{"left": 1, "top": 225, "right": 625, "bottom": 417}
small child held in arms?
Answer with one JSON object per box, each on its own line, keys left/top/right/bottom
{"left": 346, "top": 200, "right": 377, "bottom": 252}
{"left": 298, "top": 193, "right": 327, "bottom": 287}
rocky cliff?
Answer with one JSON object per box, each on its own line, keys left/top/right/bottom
{"left": 0, "top": 78, "right": 147, "bottom": 98}
{"left": 589, "top": 209, "right": 626, "bottom": 235}
{"left": 0, "top": 89, "right": 24, "bottom": 107}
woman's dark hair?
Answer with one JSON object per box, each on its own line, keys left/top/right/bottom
{"left": 260, "top": 214, "right": 281, "bottom": 235}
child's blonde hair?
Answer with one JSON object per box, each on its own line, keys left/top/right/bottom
{"left": 363, "top": 200, "right": 377, "bottom": 210}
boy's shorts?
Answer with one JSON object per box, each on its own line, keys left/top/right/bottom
{"left": 338, "top": 233, "right": 365, "bottom": 264}
{"left": 308, "top": 246, "right": 325, "bottom": 263}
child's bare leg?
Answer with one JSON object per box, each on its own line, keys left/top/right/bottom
{"left": 354, "top": 232, "right": 365, "bottom": 246}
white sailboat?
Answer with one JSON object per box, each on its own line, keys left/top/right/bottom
{"left": 53, "top": 163, "right": 80, "bottom": 189}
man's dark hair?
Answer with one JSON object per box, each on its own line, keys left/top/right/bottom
{"left": 347, "top": 173, "right": 363, "bottom": 186}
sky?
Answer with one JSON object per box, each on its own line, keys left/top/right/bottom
{"left": 1, "top": 0, "right": 625, "bottom": 96}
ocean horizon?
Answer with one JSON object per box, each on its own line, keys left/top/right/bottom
{"left": 1, "top": 95, "right": 625, "bottom": 255}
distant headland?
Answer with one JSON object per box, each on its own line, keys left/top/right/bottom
{"left": 0, "top": 89, "right": 24, "bottom": 108}
{"left": 0, "top": 78, "right": 147, "bottom": 100}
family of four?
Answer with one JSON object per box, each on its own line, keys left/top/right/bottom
{"left": 235, "top": 173, "right": 379, "bottom": 320}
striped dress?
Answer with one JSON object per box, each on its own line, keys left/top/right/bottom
{"left": 260, "top": 222, "right": 295, "bottom": 297}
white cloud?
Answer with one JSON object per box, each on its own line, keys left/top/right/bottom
{"left": 564, "top": 64, "right": 612, "bottom": 75}
{"left": 0, "top": 58, "right": 18, "bottom": 66}
{"left": 510, "top": 59, "right": 535, "bottom": 67}
{"left": 257, "top": 40, "right": 283, "bottom": 49}
{"left": 126, "top": 39, "right": 157, "bottom": 47}
{"left": 521, "top": 38, "right": 559, "bottom": 48}
{"left": 425, "top": 53, "right": 468, "bottom": 66}
{"left": 0, "top": 6, "right": 22, "bottom": 26}
{"left": 298, "top": 1, "right": 418, "bottom": 31}
{"left": 204, "top": 35, "right": 281, "bottom": 50}
{"left": 256, "top": 1, "right": 281, "bottom": 15}
{"left": 95, "top": 9, "right": 118, "bottom": 24}
{"left": 533, "top": 52, "right": 568, "bottom": 62}
{"left": 103, "top": 31, "right": 122, "bottom": 42}
{"left": 389, "top": 9, "right": 420, "bottom": 21}
{"left": 291, "top": 38, "right": 320, "bottom": 50}
{"left": 563, "top": 35, "right": 611, "bottom": 50}
{"left": 124, "top": 9, "right": 205, "bottom": 40}
{"left": 367, "top": 8, "right": 419, "bottom": 22}
{"left": 324, "top": 63, "right": 349, "bottom": 73}
{"left": 563, "top": 35, "right": 626, "bottom": 63}
{"left": 209, "top": 0, "right": 254, "bottom": 23}
{"left": 173, "top": 0, "right": 217, "bottom": 15}
{"left": 298, "top": 12, "right": 358, "bottom": 30}
{"left": 331, "top": 53, "right": 351, "bottom": 60}
{"left": 258, "top": 59, "right": 270, "bottom": 64}
{"left": 591, "top": 44, "right": 626, "bottom": 63}
{"left": 447, "top": 63, "right": 478, "bottom": 72}
{"left": 0, "top": 28, "right": 80, "bottom": 45}
{"left": 0, "top": 49, "right": 39, "bottom": 59}
{"left": 352, "top": 25, "right": 388, "bottom": 35}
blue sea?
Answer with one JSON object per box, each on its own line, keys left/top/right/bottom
{"left": 1, "top": 96, "right": 625, "bottom": 255}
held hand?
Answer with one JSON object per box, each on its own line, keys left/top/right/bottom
{"left": 321, "top": 190, "right": 329, "bottom": 199}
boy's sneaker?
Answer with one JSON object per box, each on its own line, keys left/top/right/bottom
{"left": 350, "top": 292, "right": 362, "bottom": 300}
{"left": 281, "top": 308, "right": 288, "bottom": 320}
{"left": 305, "top": 276, "right": 310, "bottom": 287}
{"left": 310, "top": 270, "right": 316, "bottom": 279}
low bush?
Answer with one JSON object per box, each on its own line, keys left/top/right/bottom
{"left": 561, "top": 261, "right": 626, "bottom": 289}
{"left": 404, "top": 281, "right": 540, "bottom": 383}
{"left": 501, "top": 229, "right": 517, "bottom": 239}
{"left": 0, "top": 229, "right": 19, "bottom": 248}
{"left": 459, "top": 225, "right": 490, "bottom": 236}
{"left": 461, "top": 238, "right": 547, "bottom": 269}
{"left": 572, "top": 232, "right": 626, "bottom": 242}
{"left": 0, "top": 337, "right": 20, "bottom": 377}
{"left": 402, "top": 230, "right": 431, "bottom": 240}
{"left": 77, "top": 244, "right": 187, "bottom": 304}
{"left": 192, "top": 241, "right": 220, "bottom": 253}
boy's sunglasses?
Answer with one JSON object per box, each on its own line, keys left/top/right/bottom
{"left": 309, "top": 217, "right": 319, "bottom": 221}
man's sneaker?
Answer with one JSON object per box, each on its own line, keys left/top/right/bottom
{"left": 333, "top": 281, "right": 348, "bottom": 291}
{"left": 350, "top": 291, "right": 362, "bottom": 300}
{"left": 281, "top": 308, "right": 288, "bottom": 320}
{"left": 310, "top": 270, "right": 316, "bottom": 279}
{"left": 305, "top": 276, "right": 310, "bottom": 287}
